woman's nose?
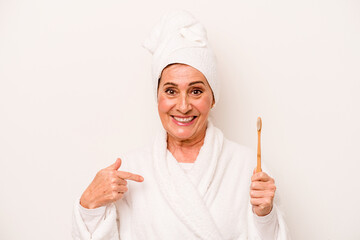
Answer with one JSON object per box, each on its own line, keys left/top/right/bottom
{"left": 177, "top": 94, "right": 192, "bottom": 114}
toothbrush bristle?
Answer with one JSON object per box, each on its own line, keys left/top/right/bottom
{"left": 257, "top": 117, "right": 262, "bottom": 131}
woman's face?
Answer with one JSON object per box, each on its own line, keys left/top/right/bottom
{"left": 157, "top": 64, "right": 214, "bottom": 143}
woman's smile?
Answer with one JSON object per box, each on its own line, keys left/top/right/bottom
{"left": 171, "top": 115, "right": 197, "bottom": 126}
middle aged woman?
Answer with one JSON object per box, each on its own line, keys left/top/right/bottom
{"left": 72, "top": 10, "right": 289, "bottom": 240}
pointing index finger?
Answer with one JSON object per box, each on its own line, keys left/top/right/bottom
{"left": 117, "top": 171, "right": 144, "bottom": 182}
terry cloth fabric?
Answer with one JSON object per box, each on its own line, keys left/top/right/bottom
{"left": 143, "top": 10, "right": 219, "bottom": 104}
{"left": 72, "top": 121, "right": 290, "bottom": 239}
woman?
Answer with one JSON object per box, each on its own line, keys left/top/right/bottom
{"left": 72, "top": 10, "right": 289, "bottom": 240}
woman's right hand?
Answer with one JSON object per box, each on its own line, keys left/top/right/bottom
{"left": 80, "top": 158, "right": 144, "bottom": 209}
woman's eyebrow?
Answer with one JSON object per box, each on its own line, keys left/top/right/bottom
{"left": 163, "top": 82, "right": 177, "bottom": 87}
{"left": 163, "top": 81, "right": 205, "bottom": 87}
{"left": 189, "top": 81, "right": 205, "bottom": 86}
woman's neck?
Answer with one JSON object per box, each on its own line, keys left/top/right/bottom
{"left": 167, "top": 129, "right": 206, "bottom": 163}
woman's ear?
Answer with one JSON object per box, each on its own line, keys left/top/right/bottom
{"left": 211, "top": 93, "right": 215, "bottom": 108}
{"left": 157, "top": 77, "right": 161, "bottom": 93}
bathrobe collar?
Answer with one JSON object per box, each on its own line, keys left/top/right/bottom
{"left": 152, "top": 121, "right": 224, "bottom": 239}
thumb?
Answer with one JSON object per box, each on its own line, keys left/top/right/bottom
{"left": 107, "top": 158, "right": 122, "bottom": 170}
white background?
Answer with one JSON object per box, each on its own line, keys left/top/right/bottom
{"left": 1, "top": 0, "right": 359, "bottom": 239}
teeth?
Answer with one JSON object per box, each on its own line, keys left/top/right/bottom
{"left": 173, "top": 116, "right": 195, "bottom": 123}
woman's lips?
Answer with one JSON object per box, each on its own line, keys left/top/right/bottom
{"left": 171, "top": 116, "right": 197, "bottom": 126}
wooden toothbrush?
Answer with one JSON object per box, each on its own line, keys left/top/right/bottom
{"left": 256, "top": 117, "right": 262, "bottom": 173}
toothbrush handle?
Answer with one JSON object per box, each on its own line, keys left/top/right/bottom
{"left": 256, "top": 131, "right": 262, "bottom": 173}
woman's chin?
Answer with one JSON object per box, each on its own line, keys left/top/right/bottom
{"left": 168, "top": 129, "right": 196, "bottom": 142}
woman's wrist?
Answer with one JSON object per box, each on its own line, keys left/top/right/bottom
{"left": 80, "top": 191, "right": 98, "bottom": 209}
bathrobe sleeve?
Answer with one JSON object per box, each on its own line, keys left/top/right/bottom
{"left": 72, "top": 199, "right": 119, "bottom": 240}
{"left": 247, "top": 202, "right": 290, "bottom": 240}
{"left": 77, "top": 202, "right": 106, "bottom": 234}
{"left": 252, "top": 205, "right": 279, "bottom": 240}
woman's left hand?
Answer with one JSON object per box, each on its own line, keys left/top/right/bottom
{"left": 250, "top": 170, "right": 276, "bottom": 216}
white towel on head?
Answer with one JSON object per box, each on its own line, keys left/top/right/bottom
{"left": 143, "top": 10, "right": 219, "bottom": 104}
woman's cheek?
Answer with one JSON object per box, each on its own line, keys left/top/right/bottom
{"left": 195, "top": 97, "right": 213, "bottom": 113}
{"left": 158, "top": 95, "right": 175, "bottom": 113}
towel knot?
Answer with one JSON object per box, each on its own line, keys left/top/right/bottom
{"left": 179, "top": 23, "right": 208, "bottom": 47}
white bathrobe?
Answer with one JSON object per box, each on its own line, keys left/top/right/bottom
{"left": 72, "top": 122, "right": 289, "bottom": 239}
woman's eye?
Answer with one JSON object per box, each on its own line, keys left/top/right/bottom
{"left": 191, "top": 89, "right": 203, "bottom": 95}
{"left": 165, "top": 89, "right": 176, "bottom": 95}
